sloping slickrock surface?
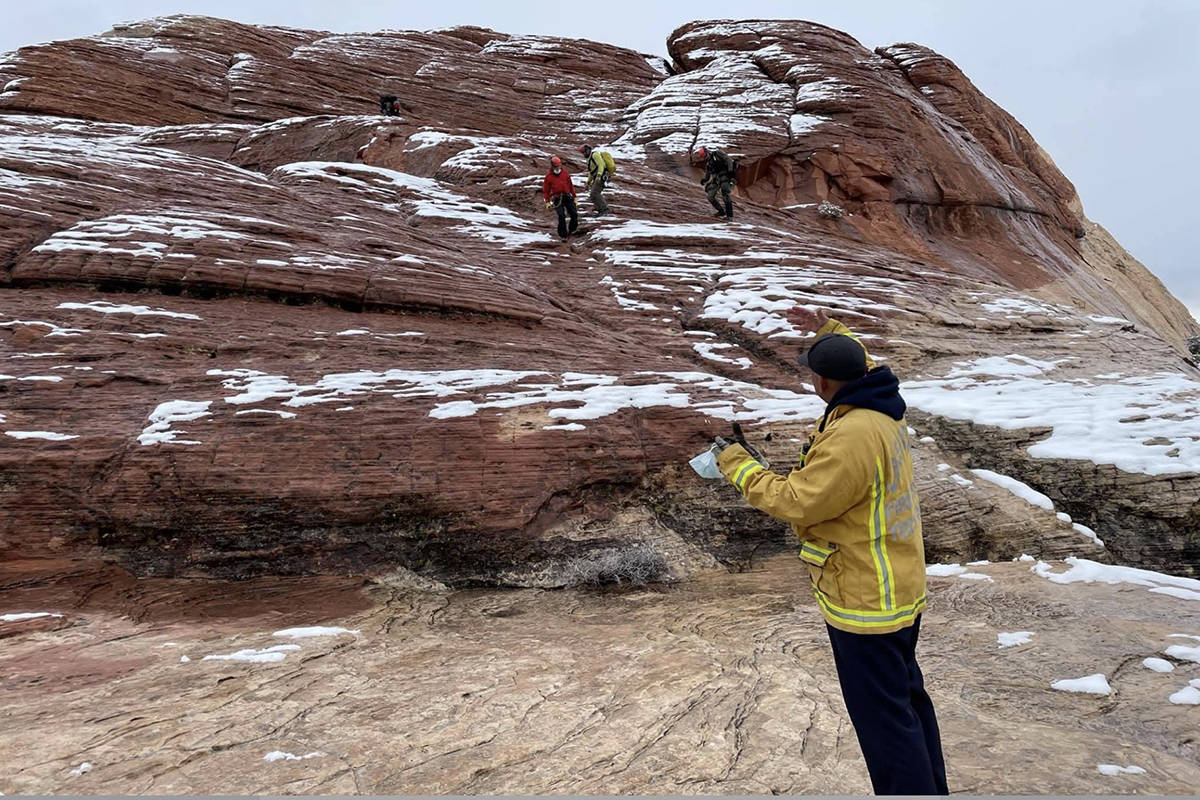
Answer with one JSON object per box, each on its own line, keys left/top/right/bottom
{"left": 1, "top": 16, "right": 1197, "bottom": 584}
{"left": 1, "top": 556, "right": 1198, "bottom": 794}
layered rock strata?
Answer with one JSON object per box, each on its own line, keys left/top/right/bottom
{"left": 0, "top": 17, "right": 1196, "bottom": 582}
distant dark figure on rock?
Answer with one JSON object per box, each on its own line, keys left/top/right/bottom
{"left": 708, "top": 306, "right": 948, "bottom": 796}
{"left": 693, "top": 146, "right": 737, "bottom": 220}
{"left": 579, "top": 144, "right": 616, "bottom": 217}
{"left": 379, "top": 94, "right": 401, "bottom": 116}
{"left": 542, "top": 156, "right": 579, "bottom": 241}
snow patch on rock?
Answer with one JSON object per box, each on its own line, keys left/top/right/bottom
{"left": 1050, "top": 673, "right": 1111, "bottom": 695}
{"left": 138, "top": 400, "right": 212, "bottom": 446}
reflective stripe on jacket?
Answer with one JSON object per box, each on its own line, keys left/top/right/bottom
{"left": 716, "top": 325, "right": 926, "bottom": 634}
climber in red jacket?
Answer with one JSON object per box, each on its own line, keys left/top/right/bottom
{"left": 542, "top": 156, "right": 579, "bottom": 240}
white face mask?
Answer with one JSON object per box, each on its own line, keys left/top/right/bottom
{"left": 689, "top": 444, "right": 724, "bottom": 479}
{"left": 552, "top": 167, "right": 561, "bottom": 174}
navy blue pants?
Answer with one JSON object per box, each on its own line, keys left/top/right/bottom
{"left": 825, "top": 615, "right": 948, "bottom": 795}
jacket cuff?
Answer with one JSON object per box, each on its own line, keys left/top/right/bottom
{"left": 716, "top": 443, "right": 749, "bottom": 475}
{"left": 718, "top": 443, "right": 766, "bottom": 492}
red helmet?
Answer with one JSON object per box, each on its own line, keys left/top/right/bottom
{"left": 551, "top": 155, "right": 562, "bottom": 167}
{"left": 578, "top": 144, "right": 591, "bottom": 155}
{"left": 694, "top": 146, "right": 708, "bottom": 162}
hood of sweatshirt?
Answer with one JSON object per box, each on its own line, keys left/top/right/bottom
{"left": 818, "top": 366, "right": 906, "bottom": 431}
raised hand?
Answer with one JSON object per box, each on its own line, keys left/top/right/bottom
{"left": 786, "top": 305, "right": 830, "bottom": 334}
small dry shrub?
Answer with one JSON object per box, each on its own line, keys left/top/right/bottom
{"left": 562, "top": 546, "right": 670, "bottom": 587}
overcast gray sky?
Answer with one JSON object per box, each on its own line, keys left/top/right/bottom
{"left": 4, "top": 0, "right": 1197, "bottom": 319}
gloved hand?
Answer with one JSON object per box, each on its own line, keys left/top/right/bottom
{"left": 713, "top": 435, "right": 770, "bottom": 473}
{"left": 713, "top": 435, "right": 735, "bottom": 452}
{"left": 730, "top": 421, "right": 770, "bottom": 468}
{"left": 740, "top": 439, "right": 766, "bottom": 463}
{"left": 545, "top": 201, "right": 553, "bottom": 210}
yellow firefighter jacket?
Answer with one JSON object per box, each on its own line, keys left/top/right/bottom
{"left": 717, "top": 323, "right": 927, "bottom": 634}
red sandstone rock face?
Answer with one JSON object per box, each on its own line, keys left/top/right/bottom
{"left": 1, "top": 16, "right": 1197, "bottom": 582}
{"left": 660, "top": 23, "right": 1167, "bottom": 316}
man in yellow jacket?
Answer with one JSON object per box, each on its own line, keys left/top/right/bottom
{"left": 579, "top": 144, "right": 616, "bottom": 216}
{"left": 714, "top": 309, "right": 947, "bottom": 795}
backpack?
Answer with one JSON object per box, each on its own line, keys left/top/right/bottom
{"left": 724, "top": 155, "right": 739, "bottom": 180}
{"left": 710, "top": 150, "right": 738, "bottom": 181}
{"left": 590, "top": 150, "right": 617, "bottom": 182}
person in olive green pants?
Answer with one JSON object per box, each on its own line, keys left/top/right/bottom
{"left": 579, "top": 144, "right": 616, "bottom": 216}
